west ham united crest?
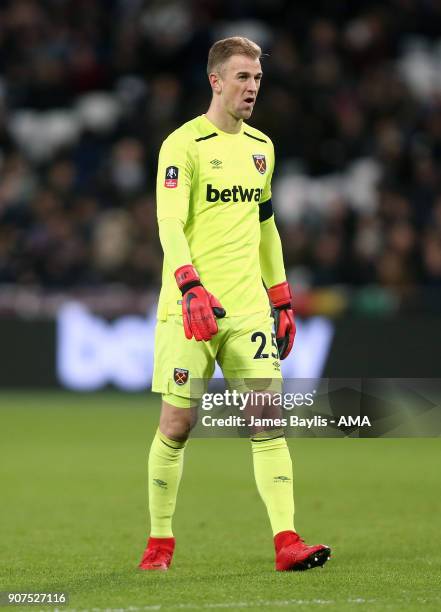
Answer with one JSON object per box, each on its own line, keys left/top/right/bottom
{"left": 174, "top": 367, "right": 189, "bottom": 386}
{"left": 164, "top": 166, "right": 179, "bottom": 188}
{"left": 252, "top": 154, "right": 266, "bottom": 174}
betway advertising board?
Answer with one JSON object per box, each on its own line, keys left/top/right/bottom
{"left": 1, "top": 302, "right": 441, "bottom": 389}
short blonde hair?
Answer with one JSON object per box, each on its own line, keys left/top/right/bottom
{"left": 207, "top": 36, "right": 262, "bottom": 75}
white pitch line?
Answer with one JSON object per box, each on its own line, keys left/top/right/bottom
{"left": 47, "top": 594, "right": 441, "bottom": 612}
{"left": 52, "top": 599, "right": 337, "bottom": 612}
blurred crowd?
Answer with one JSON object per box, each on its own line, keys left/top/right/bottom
{"left": 0, "top": 0, "right": 441, "bottom": 293}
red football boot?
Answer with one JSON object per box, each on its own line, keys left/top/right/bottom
{"left": 138, "top": 537, "right": 175, "bottom": 571}
{"left": 274, "top": 530, "right": 331, "bottom": 571}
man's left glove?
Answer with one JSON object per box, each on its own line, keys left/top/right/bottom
{"left": 175, "top": 264, "right": 226, "bottom": 341}
{"left": 268, "top": 281, "right": 296, "bottom": 360}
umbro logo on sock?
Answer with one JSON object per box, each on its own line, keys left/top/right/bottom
{"left": 153, "top": 479, "right": 168, "bottom": 489}
{"left": 274, "top": 475, "right": 291, "bottom": 483}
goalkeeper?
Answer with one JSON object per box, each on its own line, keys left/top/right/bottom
{"left": 139, "top": 36, "right": 330, "bottom": 572}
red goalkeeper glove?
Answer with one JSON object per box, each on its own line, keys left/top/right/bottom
{"left": 268, "top": 281, "right": 296, "bottom": 360}
{"left": 175, "top": 264, "right": 226, "bottom": 341}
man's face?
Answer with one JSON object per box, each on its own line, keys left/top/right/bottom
{"left": 213, "top": 54, "right": 262, "bottom": 120}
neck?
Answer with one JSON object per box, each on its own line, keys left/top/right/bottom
{"left": 205, "top": 101, "right": 242, "bottom": 134}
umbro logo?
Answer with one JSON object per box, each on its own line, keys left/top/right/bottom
{"left": 210, "top": 159, "right": 223, "bottom": 169}
{"left": 153, "top": 479, "right": 168, "bottom": 489}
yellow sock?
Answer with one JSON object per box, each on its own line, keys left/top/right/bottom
{"left": 251, "top": 436, "right": 295, "bottom": 535}
{"left": 148, "top": 429, "right": 186, "bottom": 538}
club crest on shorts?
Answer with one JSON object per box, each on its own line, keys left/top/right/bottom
{"left": 252, "top": 154, "right": 266, "bottom": 174}
{"left": 174, "top": 367, "right": 189, "bottom": 386}
{"left": 164, "top": 166, "right": 178, "bottom": 188}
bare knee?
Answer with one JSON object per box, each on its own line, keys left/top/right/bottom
{"left": 159, "top": 402, "right": 197, "bottom": 441}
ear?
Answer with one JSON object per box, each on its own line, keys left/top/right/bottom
{"left": 208, "top": 72, "right": 222, "bottom": 94}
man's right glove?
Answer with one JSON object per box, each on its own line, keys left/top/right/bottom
{"left": 175, "top": 264, "right": 226, "bottom": 341}
{"left": 268, "top": 281, "right": 296, "bottom": 360}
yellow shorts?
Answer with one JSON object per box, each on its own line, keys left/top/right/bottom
{"left": 152, "top": 310, "right": 282, "bottom": 407}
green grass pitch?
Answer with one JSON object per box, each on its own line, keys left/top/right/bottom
{"left": 0, "top": 391, "right": 440, "bottom": 611}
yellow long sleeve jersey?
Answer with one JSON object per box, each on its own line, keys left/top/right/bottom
{"left": 156, "top": 114, "right": 276, "bottom": 319}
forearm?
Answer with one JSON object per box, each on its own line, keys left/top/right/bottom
{"left": 158, "top": 217, "right": 192, "bottom": 271}
{"left": 158, "top": 217, "right": 225, "bottom": 341}
{"left": 259, "top": 216, "right": 286, "bottom": 287}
